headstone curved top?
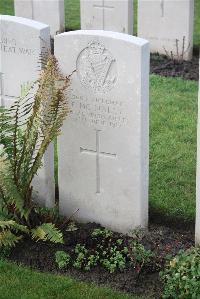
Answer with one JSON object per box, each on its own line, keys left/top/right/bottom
{"left": 1, "top": 14, "right": 49, "bottom": 29}
{"left": 0, "top": 14, "right": 50, "bottom": 107}
{"left": 55, "top": 30, "right": 149, "bottom": 234}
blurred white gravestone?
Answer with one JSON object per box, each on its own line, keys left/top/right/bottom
{"left": 0, "top": 15, "right": 54, "bottom": 208}
{"left": 80, "top": 0, "right": 133, "bottom": 34}
{"left": 195, "top": 56, "right": 200, "bottom": 245}
{"left": 14, "top": 0, "right": 65, "bottom": 36}
{"left": 138, "top": 0, "right": 194, "bottom": 60}
{"left": 14, "top": 0, "right": 33, "bottom": 19}
{"left": 55, "top": 30, "right": 149, "bottom": 234}
{"left": 0, "top": 15, "right": 50, "bottom": 107}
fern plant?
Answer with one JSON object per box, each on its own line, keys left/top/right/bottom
{"left": 0, "top": 54, "right": 70, "bottom": 248}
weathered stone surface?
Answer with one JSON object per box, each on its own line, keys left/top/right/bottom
{"left": 80, "top": 0, "right": 133, "bottom": 34}
{"left": 55, "top": 30, "right": 149, "bottom": 234}
{"left": 138, "top": 0, "right": 194, "bottom": 60}
{"left": 14, "top": 0, "right": 65, "bottom": 36}
{"left": 14, "top": 0, "right": 33, "bottom": 19}
{"left": 0, "top": 15, "right": 50, "bottom": 107}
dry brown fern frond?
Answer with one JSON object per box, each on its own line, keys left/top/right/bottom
{"left": 0, "top": 53, "right": 70, "bottom": 248}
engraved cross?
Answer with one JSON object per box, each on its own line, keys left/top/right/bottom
{"left": 80, "top": 129, "right": 117, "bottom": 194}
{"left": 93, "top": 0, "right": 114, "bottom": 29}
{"left": 0, "top": 72, "right": 5, "bottom": 107}
{"left": 160, "top": 0, "right": 165, "bottom": 18}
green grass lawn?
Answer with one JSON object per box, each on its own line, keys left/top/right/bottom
{"left": 194, "top": 0, "right": 200, "bottom": 48}
{"left": 0, "top": 260, "right": 144, "bottom": 299}
{"left": 54, "top": 75, "right": 198, "bottom": 222}
{"left": 0, "top": 0, "right": 13, "bottom": 15}
{"left": 0, "top": 0, "right": 199, "bottom": 47}
{"left": 150, "top": 75, "right": 198, "bottom": 222}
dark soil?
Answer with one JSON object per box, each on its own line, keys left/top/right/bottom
{"left": 150, "top": 52, "right": 199, "bottom": 81}
{"left": 9, "top": 222, "right": 194, "bottom": 298}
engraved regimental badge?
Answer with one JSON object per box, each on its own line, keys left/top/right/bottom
{"left": 77, "top": 41, "right": 117, "bottom": 93}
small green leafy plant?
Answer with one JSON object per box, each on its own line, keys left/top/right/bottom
{"left": 91, "top": 228, "right": 113, "bottom": 239}
{"left": 0, "top": 54, "right": 70, "bottom": 248}
{"left": 92, "top": 228, "right": 127, "bottom": 273}
{"left": 71, "top": 228, "right": 154, "bottom": 274}
{"left": 100, "top": 245, "right": 127, "bottom": 273}
{"left": 73, "top": 244, "right": 99, "bottom": 271}
{"left": 55, "top": 251, "right": 71, "bottom": 269}
{"left": 160, "top": 247, "right": 200, "bottom": 298}
{"left": 128, "top": 240, "right": 154, "bottom": 273}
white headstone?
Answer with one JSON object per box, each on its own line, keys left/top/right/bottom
{"left": 80, "top": 0, "right": 133, "bottom": 35}
{"left": 0, "top": 15, "right": 54, "bottom": 208}
{"left": 14, "top": 0, "right": 33, "bottom": 19}
{"left": 14, "top": 0, "right": 65, "bottom": 36}
{"left": 0, "top": 15, "right": 50, "bottom": 107}
{"left": 138, "top": 0, "right": 194, "bottom": 60}
{"left": 32, "top": 142, "right": 55, "bottom": 208}
{"left": 55, "top": 30, "right": 149, "bottom": 234}
{"left": 195, "top": 55, "right": 200, "bottom": 245}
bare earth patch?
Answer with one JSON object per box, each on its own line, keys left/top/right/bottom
{"left": 9, "top": 222, "right": 194, "bottom": 298}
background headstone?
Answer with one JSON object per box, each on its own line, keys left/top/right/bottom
{"left": 0, "top": 15, "right": 54, "bottom": 208}
{"left": 14, "top": 0, "right": 65, "bottom": 36}
{"left": 0, "top": 15, "right": 50, "bottom": 107}
{"left": 137, "top": 0, "right": 194, "bottom": 60}
{"left": 14, "top": 0, "right": 33, "bottom": 19}
{"left": 55, "top": 30, "right": 149, "bottom": 234}
{"left": 195, "top": 54, "right": 200, "bottom": 245}
{"left": 80, "top": 0, "right": 133, "bottom": 35}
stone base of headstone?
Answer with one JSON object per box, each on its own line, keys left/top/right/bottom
{"left": 32, "top": 143, "right": 55, "bottom": 208}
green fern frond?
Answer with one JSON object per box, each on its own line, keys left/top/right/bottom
{"left": 0, "top": 230, "right": 22, "bottom": 248}
{"left": 0, "top": 206, "right": 10, "bottom": 220}
{"left": 0, "top": 158, "right": 25, "bottom": 217}
{"left": 31, "top": 223, "right": 63, "bottom": 243}
{"left": 0, "top": 54, "right": 68, "bottom": 249}
{"left": 0, "top": 220, "right": 28, "bottom": 233}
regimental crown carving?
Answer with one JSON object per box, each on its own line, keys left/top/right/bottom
{"left": 76, "top": 41, "right": 117, "bottom": 93}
